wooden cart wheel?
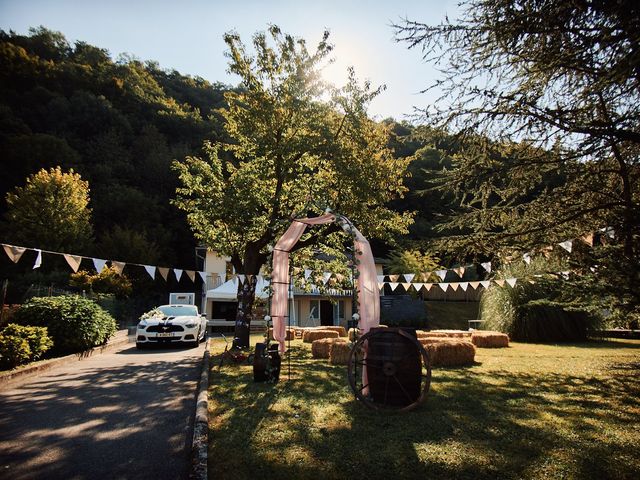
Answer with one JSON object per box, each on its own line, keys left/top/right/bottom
{"left": 347, "top": 328, "right": 431, "bottom": 413}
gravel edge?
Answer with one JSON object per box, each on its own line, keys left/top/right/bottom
{"left": 190, "top": 337, "right": 210, "bottom": 480}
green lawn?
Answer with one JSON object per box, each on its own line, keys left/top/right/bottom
{"left": 208, "top": 336, "right": 640, "bottom": 480}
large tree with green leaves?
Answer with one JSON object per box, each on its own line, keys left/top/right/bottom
{"left": 4, "top": 166, "right": 93, "bottom": 252}
{"left": 394, "top": 0, "right": 640, "bottom": 324}
{"left": 174, "top": 26, "right": 413, "bottom": 347}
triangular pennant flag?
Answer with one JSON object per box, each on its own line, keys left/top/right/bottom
{"left": 389, "top": 282, "right": 399, "bottom": 291}
{"left": 377, "top": 275, "right": 385, "bottom": 282}
{"left": 506, "top": 278, "right": 517, "bottom": 288}
{"left": 93, "top": 258, "right": 107, "bottom": 272}
{"left": 111, "top": 261, "right": 125, "bottom": 275}
{"left": 558, "top": 240, "right": 573, "bottom": 253}
{"left": 495, "top": 279, "right": 506, "bottom": 287}
{"left": 403, "top": 273, "right": 415, "bottom": 283}
{"left": 64, "top": 254, "right": 82, "bottom": 272}
{"left": 158, "top": 267, "right": 170, "bottom": 281}
{"left": 144, "top": 265, "right": 156, "bottom": 279}
{"left": 453, "top": 267, "right": 465, "bottom": 278}
{"left": 402, "top": 282, "right": 413, "bottom": 291}
{"left": 582, "top": 233, "right": 594, "bottom": 247}
{"left": 424, "top": 283, "right": 433, "bottom": 292}
{"left": 438, "top": 283, "right": 449, "bottom": 292}
{"left": 469, "top": 281, "right": 480, "bottom": 290}
{"left": 198, "top": 271, "right": 207, "bottom": 282}
{"left": 3, "top": 244, "right": 26, "bottom": 263}
{"left": 460, "top": 282, "right": 469, "bottom": 291}
{"left": 378, "top": 282, "right": 385, "bottom": 290}
{"left": 304, "top": 269, "right": 313, "bottom": 280}
{"left": 388, "top": 274, "right": 399, "bottom": 282}
{"left": 414, "top": 283, "right": 425, "bottom": 292}
{"left": 322, "top": 272, "right": 332, "bottom": 284}
{"left": 436, "top": 270, "right": 448, "bottom": 281}
{"left": 523, "top": 253, "right": 531, "bottom": 265}
{"left": 237, "top": 274, "right": 246, "bottom": 285}
{"left": 185, "top": 270, "right": 196, "bottom": 282}
{"left": 450, "top": 282, "right": 460, "bottom": 291}
{"left": 174, "top": 269, "right": 183, "bottom": 282}
{"left": 33, "top": 249, "right": 42, "bottom": 269}
{"left": 480, "top": 262, "right": 492, "bottom": 273}
{"left": 480, "top": 280, "right": 491, "bottom": 289}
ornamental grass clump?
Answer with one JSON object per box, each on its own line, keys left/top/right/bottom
{"left": 13, "top": 295, "right": 117, "bottom": 355}
{"left": 303, "top": 329, "right": 339, "bottom": 343}
{"left": 311, "top": 337, "right": 347, "bottom": 358}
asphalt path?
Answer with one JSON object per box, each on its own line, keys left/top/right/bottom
{"left": 0, "top": 339, "right": 205, "bottom": 480}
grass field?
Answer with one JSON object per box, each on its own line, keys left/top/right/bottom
{"left": 208, "top": 335, "right": 640, "bottom": 480}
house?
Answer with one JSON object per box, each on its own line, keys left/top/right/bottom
{"left": 201, "top": 250, "right": 384, "bottom": 330}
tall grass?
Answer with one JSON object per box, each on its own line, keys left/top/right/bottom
{"left": 480, "top": 258, "right": 601, "bottom": 342}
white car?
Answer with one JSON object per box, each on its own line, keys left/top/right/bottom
{"left": 136, "top": 304, "right": 207, "bottom": 349}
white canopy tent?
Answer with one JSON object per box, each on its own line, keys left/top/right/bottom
{"left": 206, "top": 277, "right": 271, "bottom": 301}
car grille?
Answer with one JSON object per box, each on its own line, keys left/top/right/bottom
{"left": 146, "top": 324, "right": 185, "bottom": 333}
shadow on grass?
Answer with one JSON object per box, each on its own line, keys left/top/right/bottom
{"left": 208, "top": 343, "right": 640, "bottom": 480}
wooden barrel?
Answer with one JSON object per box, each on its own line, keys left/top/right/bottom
{"left": 366, "top": 327, "right": 421, "bottom": 407}
{"left": 253, "top": 342, "right": 281, "bottom": 383}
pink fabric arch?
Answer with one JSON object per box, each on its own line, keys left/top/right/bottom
{"left": 271, "top": 214, "right": 380, "bottom": 353}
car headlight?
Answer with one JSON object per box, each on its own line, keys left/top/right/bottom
{"left": 138, "top": 319, "right": 148, "bottom": 329}
{"left": 185, "top": 322, "right": 198, "bottom": 329}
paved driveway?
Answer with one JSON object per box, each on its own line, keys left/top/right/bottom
{"left": 0, "top": 340, "right": 205, "bottom": 480}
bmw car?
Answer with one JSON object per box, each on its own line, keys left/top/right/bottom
{"left": 136, "top": 304, "right": 207, "bottom": 349}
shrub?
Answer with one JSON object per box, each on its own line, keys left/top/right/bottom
{"left": 0, "top": 323, "right": 53, "bottom": 370}
{"left": 13, "top": 296, "right": 117, "bottom": 355}
{"left": 481, "top": 258, "right": 601, "bottom": 342}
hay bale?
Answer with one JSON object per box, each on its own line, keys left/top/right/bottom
{"left": 303, "top": 329, "right": 339, "bottom": 343}
{"left": 329, "top": 341, "right": 352, "bottom": 365}
{"left": 311, "top": 337, "right": 347, "bottom": 358}
{"left": 471, "top": 331, "right": 509, "bottom": 348}
{"left": 319, "top": 326, "right": 347, "bottom": 337}
{"left": 431, "top": 329, "right": 472, "bottom": 338}
{"left": 419, "top": 338, "right": 476, "bottom": 367}
{"left": 416, "top": 331, "right": 449, "bottom": 339}
{"left": 267, "top": 327, "right": 295, "bottom": 341}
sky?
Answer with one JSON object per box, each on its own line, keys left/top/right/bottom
{"left": 0, "top": 0, "right": 460, "bottom": 120}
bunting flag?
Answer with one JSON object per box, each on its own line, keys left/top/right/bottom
{"left": 198, "top": 271, "right": 207, "bottom": 283}
{"left": 469, "top": 281, "right": 480, "bottom": 290}
{"left": 174, "top": 269, "right": 183, "bottom": 282}
{"left": 111, "top": 261, "right": 125, "bottom": 275}
{"left": 388, "top": 274, "right": 399, "bottom": 282}
{"left": 438, "top": 283, "right": 449, "bottom": 292}
{"left": 93, "top": 258, "right": 107, "bottom": 273}
{"left": 506, "top": 278, "right": 517, "bottom": 288}
{"left": 64, "top": 254, "right": 82, "bottom": 272}
{"left": 453, "top": 267, "right": 465, "bottom": 278}
{"left": 322, "top": 272, "right": 332, "bottom": 284}
{"left": 158, "top": 267, "right": 170, "bottom": 281}
{"left": 436, "top": 270, "right": 448, "bottom": 281}
{"left": 403, "top": 273, "right": 415, "bottom": 283}
{"left": 494, "top": 279, "right": 506, "bottom": 287}
{"left": 558, "top": 240, "right": 573, "bottom": 253}
{"left": 33, "top": 249, "right": 42, "bottom": 269}
{"left": 424, "top": 283, "right": 433, "bottom": 292}
{"left": 144, "top": 265, "right": 156, "bottom": 279}
{"left": 523, "top": 253, "right": 532, "bottom": 265}
{"left": 414, "top": 282, "right": 425, "bottom": 292}
{"left": 377, "top": 275, "right": 385, "bottom": 282}
{"left": 401, "top": 282, "right": 412, "bottom": 291}
{"left": 304, "top": 269, "right": 313, "bottom": 280}
{"left": 480, "top": 280, "right": 491, "bottom": 289}
{"left": 3, "top": 245, "right": 26, "bottom": 263}
{"left": 389, "top": 282, "right": 399, "bottom": 291}
{"left": 450, "top": 282, "right": 460, "bottom": 292}
{"left": 378, "top": 282, "right": 385, "bottom": 290}
{"left": 237, "top": 274, "right": 246, "bottom": 284}
{"left": 460, "top": 282, "right": 469, "bottom": 291}
{"left": 582, "top": 234, "right": 594, "bottom": 246}
{"left": 185, "top": 270, "right": 196, "bottom": 282}
{"left": 480, "top": 262, "right": 492, "bottom": 273}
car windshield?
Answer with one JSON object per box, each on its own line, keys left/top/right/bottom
{"left": 158, "top": 305, "right": 198, "bottom": 317}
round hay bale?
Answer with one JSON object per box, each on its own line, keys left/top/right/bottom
{"left": 329, "top": 341, "right": 352, "bottom": 365}
{"left": 471, "top": 331, "right": 509, "bottom": 348}
{"left": 320, "top": 326, "right": 347, "bottom": 337}
{"left": 267, "top": 327, "right": 295, "bottom": 341}
{"left": 303, "top": 329, "right": 339, "bottom": 343}
{"left": 311, "top": 337, "right": 346, "bottom": 358}
{"left": 419, "top": 338, "right": 476, "bottom": 367}
{"left": 431, "top": 329, "right": 472, "bottom": 338}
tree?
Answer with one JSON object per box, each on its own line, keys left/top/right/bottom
{"left": 394, "top": 0, "right": 640, "bottom": 324}
{"left": 4, "top": 166, "right": 93, "bottom": 252}
{"left": 174, "top": 26, "right": 413, "bottom": 348}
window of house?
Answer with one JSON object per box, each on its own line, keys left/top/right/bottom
{"left": 309, "top": 300, "right": 320, "bottom": 320}
{"left": 333, "top": 300, "right": 345, "bottom": 324}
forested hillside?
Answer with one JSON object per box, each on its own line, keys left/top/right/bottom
{"left": 0, "top": 27, "right": 228, "bottom": 267}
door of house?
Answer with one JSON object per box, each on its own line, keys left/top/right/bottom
{"left": 320, "top": 300, "right": 333, "bottom": 326}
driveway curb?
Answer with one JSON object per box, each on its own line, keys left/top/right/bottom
{"left": 190, "top": 337, "right": 210, "bottom": 480}
{"left": 0, "top": 329, "right": 130, "bottom": 389}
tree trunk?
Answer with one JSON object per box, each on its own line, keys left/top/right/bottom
{"left": 232, "top": 275, "right": 257, "bottom": 349}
